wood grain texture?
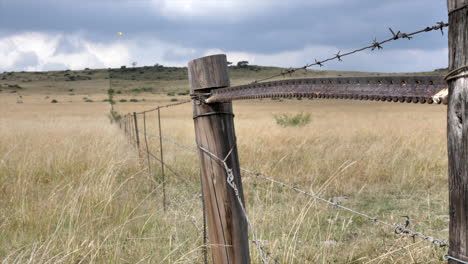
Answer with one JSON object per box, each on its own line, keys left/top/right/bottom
{"left": 447, "top": 0, "right": 468, "bottom": 262}
{"left": 188, "top": 54, "right": 230, "bottom": 91}
{"left": 189, "top": 55, "right": 250, "bottom": 264}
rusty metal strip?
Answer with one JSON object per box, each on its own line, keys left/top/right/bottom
{"left": 206, "top": 75, "right": 448, "bottom": 105}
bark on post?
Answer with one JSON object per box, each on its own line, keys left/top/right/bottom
{"left": 189, "top": 54, "right": 250, "bottom": 264}
{"left": 447, "top": 0, "right": 468, "bottom": 262}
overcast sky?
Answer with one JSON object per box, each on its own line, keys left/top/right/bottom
{"left": 0, "top": 0, "right": 449, "bottom": 73}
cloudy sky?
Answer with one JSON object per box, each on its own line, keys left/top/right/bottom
{"left": 0, "top": 0, "right": 449, "bottom": 73}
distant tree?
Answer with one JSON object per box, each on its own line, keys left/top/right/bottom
{"left": 227, "top": 61, "right": 233, "bottom": 66}
{"left": 131, "top": 62, "right": 137, "bottom": 67}
{"left": 237, "top": 61, "right": 249, "bottom": 68}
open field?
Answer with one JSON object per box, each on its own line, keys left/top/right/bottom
{"left": 0, "top": 66, "right": 450, "bottom": 263}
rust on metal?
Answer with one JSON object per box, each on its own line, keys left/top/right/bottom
{"left": 206, "top": 75, "right": 448, "bottom": 105}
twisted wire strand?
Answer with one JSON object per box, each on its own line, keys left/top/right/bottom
{"left": 198, "top": 145, "right": 269, "bottom": 264}
{"left": 240, "top": 167, "right": 448, "bottom": 248}
{"left": 134, "top": 99, "right": 192, "bottom": 115}
{"left": 251, "top": 21, "right": 448, "bottom": 84}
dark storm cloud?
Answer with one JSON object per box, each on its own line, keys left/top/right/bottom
{"left": 0, "top": 0, "right": 449, "bottom": 72}
{"left": 1, "top": 0, "right": 448, "bottom": 54}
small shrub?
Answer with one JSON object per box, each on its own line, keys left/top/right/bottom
{"left": 103, "top": 99, "right": 110, "bottom": 102}
{"left": 167, "top": 92, "right": 175, "bottom": 96}
{"left": 108, "top": 110, "right": 122, "bottom": 123}
{"left": 119, "top": 99, "right": 127, "bottom": 102}
{"left": 273, "top": 112, "right": 311, "bottom": 127}
{"left": 129, "top": 99, "right": 138, "bottom": 102}
{"left": 177, "top": 90, "right": 189, "bottom": 96}
{"left": 131, "top": 87, "right": 153, "bottom": 93}
{"left": 170, "top": 98, "right": 178, "bottom": 102}
{"left": 85, "top": 99, "right": 93, "bottom": 102}
{"left": 51, "top": 99, "right": 58, "bottom": 103}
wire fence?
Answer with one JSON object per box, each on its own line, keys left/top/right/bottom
{"left": 113, "top": 19, "right": 454, "bottom": 264}
{"left": 117, "top": 101, "right": 450, "bottom": 263}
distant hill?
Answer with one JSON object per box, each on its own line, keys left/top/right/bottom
{"left": 0, "top": 65, "right": 447, "bottom": 95}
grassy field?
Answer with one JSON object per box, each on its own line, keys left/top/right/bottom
{"left": 0, "top": 65, "right": 450, "bottom": 263}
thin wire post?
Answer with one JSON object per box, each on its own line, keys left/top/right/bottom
{"left": 143, "top": 113, "right": 153, "bottom": 184}
{"left": 133, "top": 112, "right": 140, "bottom": 153}
{"left": 157, "top": 108, "right": 167, "bottom": 212}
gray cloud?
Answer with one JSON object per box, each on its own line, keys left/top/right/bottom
{"left": 13, "top": 51, "right": 39, "bottom": 70}
{"left": 0, "top": 0, "right": 449, "bottom": 72}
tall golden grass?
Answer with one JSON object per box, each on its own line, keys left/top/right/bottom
{"left": 1, "top": 93, "right": 449, "bottom": 263}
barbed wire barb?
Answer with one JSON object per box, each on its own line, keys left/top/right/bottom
{"left": 240, "top": 167, "right": 448, "bottom": 248}
{"left": 249, "top": 21, "right": 448, "bottom": 84}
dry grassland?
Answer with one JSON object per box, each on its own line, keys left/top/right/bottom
{"left": 0, "top": 73, "right": 449, "bottom": 263}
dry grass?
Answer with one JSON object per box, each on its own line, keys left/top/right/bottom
{"left": 0, "top": 89, "right": 450, "bottom": 263}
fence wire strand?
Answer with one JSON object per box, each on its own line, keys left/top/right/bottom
{"left": 239, "top": 167, "right": 448, "bottom": 248}
{"left": 198, "top": 145, "right": 269, "bottom": 264}
{"left": 251, "top": 21, "right": 448, "bottom": 84}
{"left": 135, "top": 99, "right": 192, "bottom": 115}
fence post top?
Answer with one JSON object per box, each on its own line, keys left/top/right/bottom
{"left": 188, "top": 54, "right": 230, "bottom": 92}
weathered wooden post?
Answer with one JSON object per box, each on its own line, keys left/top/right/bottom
{"left": 447, "top": 1, "right": 468, "bottom": 262}
{"left": 189, "top": 54, "right": 250, "bottom": 264}
{"left": 133, "top": 112, "right": 140, "bottom": 152}
{"left": 157, "top": 108, "right": 167, "bottom": 211}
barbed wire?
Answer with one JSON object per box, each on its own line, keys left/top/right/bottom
{"left": 251, "top": 21, "right": 449, "bottom": 84}
{"left": 134, "top": 99, "right": 192, "bottom": 115}
{"left": 137, "top": 131, "right": 197, "bottom": 153}
{"left": 239, "top": 167, "right": 448, "bottom": 248}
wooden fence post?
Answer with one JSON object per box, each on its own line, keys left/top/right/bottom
{"left": 133, "top": 112, "right": 140, "bottom": 152}
{"left": 188, "top": 54, "right": 250, "bottom": 264}
{"left": 130, "top": 114, "right": 135, "bottom": 144}
{"left": 157, "top": 108, "right": 167, "bottom": 211}
{"left": 447, "top": 0, "right": 468, "bottom": 262}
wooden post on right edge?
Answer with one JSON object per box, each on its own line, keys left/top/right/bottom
{"left": 447, "top": 0, "right": 468, "bottom": 262}
{"left": 189, "top": 54, "right": 250, "bottom": 264}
